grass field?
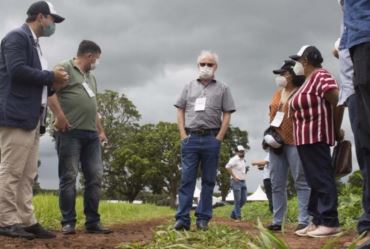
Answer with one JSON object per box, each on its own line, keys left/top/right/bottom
{"left": 33, "top": 194, "right": 173, "bottom": 229}
{"left": 32, "top": 193, "right": 361, "bottom": 249}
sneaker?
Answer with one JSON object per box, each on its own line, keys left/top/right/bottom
{"left": 295, "top": 223, "right": 317, "bottom": 237}
{"left": 196, "top": 220, "right": 208, "bottom": 231}
{"left": 24, "top": 223, "right": 56, "bottom": 239}
{"left": 295, "top": 223, "right": 308, "bottom": 231}
{"left": 266, "top": 224, "right": 282, "bottom": 231}
{"left": 0, "top": 224, "right": 35, "bottom": 240}
{"left": 173, "top": 220, "right": 190, "bottom": 231}
{"left": 306, "top": 225, "right": 342, "bottom": 238}
{"left": 62, "top": 224, "right": 76, "bottom": 235}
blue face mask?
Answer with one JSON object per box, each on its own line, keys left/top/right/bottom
{"left": 42, "top": 22, "right": 56, "bottom": 37}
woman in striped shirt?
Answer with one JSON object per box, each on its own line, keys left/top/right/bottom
{"left": 289, "top": 45, "right": 343, "bottom": 238}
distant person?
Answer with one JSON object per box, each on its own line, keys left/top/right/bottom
{"left": 343, "top": 1, "right": 370, "bottom": 248}
{"left": 48, "top": 40, "right": 112, "bottom": 235}
{"left": 174, "top": 50, "right": 236, "bottom": 231}
{"left": 0, "top": 1, "right": 68, "bottom": 239}
{"left": 226, "top": 145, "right": 249, "bottom": 222}
{"left": 266, "top": 60, "right": 310, "bottom": 232}
{"left": 290, "top": 45, "right": 342, "bottom": 238}
{"left": 252, "top": 153, "right": 273, "bottom": 213}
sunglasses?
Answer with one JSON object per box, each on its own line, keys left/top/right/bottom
{"left": 199, "top": 63, "right": 214, "bottom": 67}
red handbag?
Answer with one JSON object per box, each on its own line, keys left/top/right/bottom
{"left": 332, "top": 140, "right": 352, "bottom": 177}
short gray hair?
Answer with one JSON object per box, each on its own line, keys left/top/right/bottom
{"left": 197, "top": 50, "right": 219, "bottom": 65}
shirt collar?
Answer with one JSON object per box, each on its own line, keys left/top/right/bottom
{"left": 71, "top": 58, "right": 90, "bottom": 77}
{"left": 29, "top": 26, "right": 38, "bottom": 44}
{"left": 196, "top": 78, "right": 216, "bottom": 83}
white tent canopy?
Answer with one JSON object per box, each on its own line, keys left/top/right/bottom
{"left": 247, "top": 184, "right": 268, "bottom": 201}
{"left": 226, "top": 184, "right": 268, "bottom": 202}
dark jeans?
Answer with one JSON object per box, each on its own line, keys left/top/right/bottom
{"left": 55, "top": 129, "right": 103, "bottom": 227}
{"left": 263, "top": 178, "right": 273, "bottom": 213}
{"left": 297, "top": 143, "right": 339, "bottom": 227}
{"left": 350, "top": 42, "right": 370, "bottom": 234}
{"left": 175, "top": 134, "right": 221, "bottom": 227}
{"left": 230, "top": 179, "right": 247, "bottom": 219}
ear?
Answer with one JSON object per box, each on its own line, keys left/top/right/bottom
{"left": 36, "top": 13, "right": 44, "bottom": 22}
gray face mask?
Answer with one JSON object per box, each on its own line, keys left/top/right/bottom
{"left": 42, "top": 22, "right": 56, "bottom": 37}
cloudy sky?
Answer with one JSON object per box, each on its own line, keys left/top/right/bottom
{"left": 1, "top": 1, "right": 353, "bottom": 192}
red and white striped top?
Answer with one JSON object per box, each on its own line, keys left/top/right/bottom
{"left": 289, "top": 69, "right": 338, "bottom": 146}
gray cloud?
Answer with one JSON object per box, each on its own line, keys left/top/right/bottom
{"left": 1, "top": 0, "right": 350, "bottom": 191}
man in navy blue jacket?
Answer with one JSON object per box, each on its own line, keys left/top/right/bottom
{"left": 0, "top": 1, "right": 68, "bottom": 239}
{"left": 343, "top": 1, "right": 370, "bottom": 248}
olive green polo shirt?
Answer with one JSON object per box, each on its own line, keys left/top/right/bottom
{"left": 55, "top": 59, "right": 98, "bottom": 131}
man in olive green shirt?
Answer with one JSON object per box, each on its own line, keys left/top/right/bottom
{"left": 48, "top": 40, "right": 111, "bottom": 235}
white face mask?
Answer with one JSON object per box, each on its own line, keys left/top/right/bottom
{"left": 90, "top": 59, "right": 100, "bottom": 71}
{"left": 199, "top": 66, "right": 214, "bottom": 79}
{"left": 275, "top": 76, "right": 288, "bottom": 88}
{"left": 293, "top": 61, "right": 304, "bottom": 76}
{"left": 293, "top": 61, "right": 305, "bottom": 76}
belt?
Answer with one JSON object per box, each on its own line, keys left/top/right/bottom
{"left": 185, "top": 128, "right": 219, "bottom": 136}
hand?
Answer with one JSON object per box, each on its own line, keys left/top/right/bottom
{"left": 180, "top": 133, "right": 188, "bottom": 141}
{"left": 99, "top": 132, "right": 108, "bottom": 143}
{"left": 233, "top": 177, "right": 240, "bottom": 181}
{"left": 54, "top": 114, "right": 71, "bottom": 132}
{"left": 52, "top": 66, "right": 69, "bottom": 90}
{"left": 215, "top": 135, "right": 223, "bottom": 141}
{"left": 332, "top": 48, "right": 339, "bottom": 59}
{"left": 335, "top": 129, "right": 345, "bottom": 142}
{"left": 251, "top": 160, "right": 258, "bottom": 166}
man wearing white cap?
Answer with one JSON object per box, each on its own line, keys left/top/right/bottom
{"left": 0, "top": 1, "right": 68, "bottom": 239}
{"left": 226, "top": 145, "right": 249, "bottom": 221}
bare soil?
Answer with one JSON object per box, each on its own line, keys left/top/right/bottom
{"left": 0, "top": 217, "right": 357, "bottom": 249}
{"left": 214, "top": 217, "right": 356, "bottom": 249}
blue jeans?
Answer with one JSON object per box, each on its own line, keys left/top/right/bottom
{"left": 175, "top": 134, "right": 221, "bottom": 226}
{"left": 230, "top": 179, "right": 247, "bottom": 219}
{"left": 270, "top": 145, "right": 310, "bottom": 226}
{"left": 55, "top": 129, "right": 103, "bottom": 227}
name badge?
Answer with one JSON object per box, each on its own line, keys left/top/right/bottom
{"left": 271, "top": 111, "right": 284, "bottom": 128}
{"left": 82, "top": 82, "right": 95, "bottom": 97}
{"left": 194, "top": 97, "right": 206, "bottom": 112}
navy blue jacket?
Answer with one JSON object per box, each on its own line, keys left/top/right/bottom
{"left": 0, "top": 24, "right": 54, "bottom": 131}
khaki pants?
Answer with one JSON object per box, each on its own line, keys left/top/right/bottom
{"left": 0, "top": 125, "right": 39, "bottom": 227}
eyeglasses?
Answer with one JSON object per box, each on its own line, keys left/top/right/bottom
{"left": 199, "top": 63, "right": 214, "bottom": 67}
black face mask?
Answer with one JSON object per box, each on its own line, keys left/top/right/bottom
{"left": 238, "top": 153, "right": 245, "bottom": 158}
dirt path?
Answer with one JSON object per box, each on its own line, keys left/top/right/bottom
{"left": 213, "top": 217, "right": 356, "bottom": 249}
{"left": 0, "top": 218, "right": 357, "bottom": 249}
{"left": 0, "top": 218, "right": 167, "bottom": 249}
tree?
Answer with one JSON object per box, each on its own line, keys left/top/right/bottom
{"left": 144, "top": 122, "right": 182, "bottom": 208}
{"left": 217, "top": 126, "right": 249, "bottom": 201}
{"left": 96, "top": 90, "right": 141, "bottom": 198}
